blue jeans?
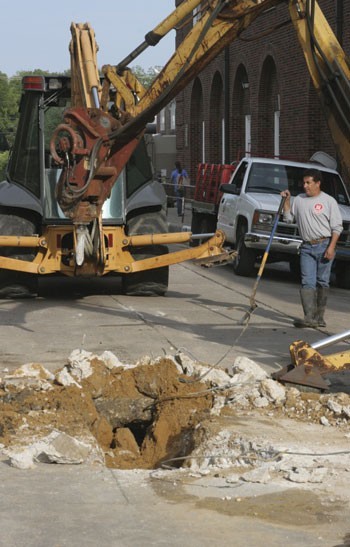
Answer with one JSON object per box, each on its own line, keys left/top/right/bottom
{"left": 300, "top": 239, "right": 333, "bottom": 289}
{"left": 176, "top": 191, "right": 183, "bottom": 216}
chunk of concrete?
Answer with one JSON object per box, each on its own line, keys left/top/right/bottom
{"left": 2, "top": 363, "right": 55, "bottom": 391}
{"left": 231, "top": 356, "right": 268, "bottom": 381}
{"left": 240, "top": 467, "right": 272, "bottom": 484}
{"left": 67, "top": 349, "right": 94, "bottom": 380}
{"left": 286, "top": 467, "right": 328, "bottom": 483}
{"left": 259, "top": 378, "right": 286, "bottom": 404}
{"left": 99, "top": 351, "right": 125, "bottom": 370}
{"left": 7, "top": 430, "right": 105, "bottom": 469}
{"left": 95, "top": 396, "right": 153, "bottom": 428}
{"left": 55, "top": 368, "right": 81, "bottom": 388}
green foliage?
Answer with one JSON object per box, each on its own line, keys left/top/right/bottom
{"left": 131, "top": 65, "right": 163, "bottom": 89}
{"left": 0, "top": 72, "right": 20, "bottom": 147}
{"left": 0, "top": 69, "right": 68, "bottom": 148}
{"left": 0, "top": 151, "right": 9, "bottom": 181}
{"left": 0, "top": 65, "right": 160, "bottom": 152}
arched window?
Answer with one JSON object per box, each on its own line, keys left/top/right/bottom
{"left": 209, "top": 72, "right": 224, "bottom": 163}
{"left": 232, "top": 64, "right": 250, "bottom": 161}
{"left": 258, "top": 56, "right": 279, "bottom": 158}
{"left": 190, "top": 78, "right": 204, "bottom": 175}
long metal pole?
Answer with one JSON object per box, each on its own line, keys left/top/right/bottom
{"left": 238, "top": 195, "right": 286, "bottom": 325}
{"left": 312, "top": 329, "right": 350, "bottom": 350}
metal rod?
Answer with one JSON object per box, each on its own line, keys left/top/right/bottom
{"left": 91, "top": 86, "right": 100, "bottom": 108}
{"left": 311, "top": 329, "right": 350, "bottom": 350}
{"left": 191, "top": 233, "right": 215, "bottom": 239}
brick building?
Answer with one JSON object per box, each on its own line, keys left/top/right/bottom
{"left": 173, "top": 0, "right": 350, "bottom": 183}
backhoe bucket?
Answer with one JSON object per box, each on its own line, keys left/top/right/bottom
{"left": 273, "top": 363, "right": 330, "bottom": 391}
{"left": 273, "top": 331, "right": 350, "bottom": 391}
{"left": 195, "top": 249, "right": 237, "bottom": 267}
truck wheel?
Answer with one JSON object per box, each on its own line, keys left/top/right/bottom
{"left": 190, "top": 213, "right": 201, "bottom": 247}
{"left": 0, "top": 210, "right": 38, "bottom": 298}
{"left": 122, "top": 210, "right": 169, "bottom": 296}
{"left": 233, "top": 224, "right": 256, "bottom": 277}
{"left": 289, "top": 257, "right": 301, "bottom": 280}
{"left": 335, "top": 261, "right": 350, "bottom": 289}
{"left": 190, "top": 214, "right": 216, "bottom": 247}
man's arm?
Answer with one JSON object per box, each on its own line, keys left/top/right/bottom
{"left": 280, "top": 189, "right": 294, "bottom": 222}
{"left": 326, "top": 200, "right": 343, "bottom": 260}
{"left": 325, "top": 232, "right": 340, "bottom": 260}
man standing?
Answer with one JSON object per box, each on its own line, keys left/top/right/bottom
{"left": 281, "top": 168, "right": 343, "bottom": 328}
{"left": 171, "top": 161, "right": 189, "bottom": 217}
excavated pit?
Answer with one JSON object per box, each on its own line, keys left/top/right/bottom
{"left": 0, "top": 350, "right": 349, "bottom": 471}
{"left": 0, "top": 356, "right": 214, "bottom": 469}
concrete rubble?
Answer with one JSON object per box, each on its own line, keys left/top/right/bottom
{"left": 0, "top": 349, "right": 348, "bottom": 488}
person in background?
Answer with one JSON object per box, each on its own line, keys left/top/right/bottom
{"left": 171, "top": 161, "right": 189, "bottom": 217}
{"left": 281, "top": 168, "right": 342, "bottom": 328}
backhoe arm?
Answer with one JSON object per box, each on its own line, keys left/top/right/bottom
{"left": 289, "top": 0, "right": 350, "bottom": 179}
{"left": 50, "top": 0, "right": 281, "bottom": 224}
{"left": 50, "top": 0, "right": 350, "bottom": 225}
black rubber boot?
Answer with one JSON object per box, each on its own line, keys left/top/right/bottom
{"left": 293, "top": 288, "right": 317, "bottom": 328}
{"left": 315, "top": 287, "right": 329, "bottom": 328}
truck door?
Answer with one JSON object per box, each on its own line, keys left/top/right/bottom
{"left": 217, "top": 160, "right": 248, "bottom": 243}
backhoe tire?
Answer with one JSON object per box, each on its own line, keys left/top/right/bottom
{"left": 0, "top": 209, "right": 38, "bottom": 298}
{"left": 233, "top": 223, "right": 256, "bottom": 277}
{"left": 122, "top": 210, "right": 169, "bottom": 296}
{"left": 335, "top": 261, "right": 350, "bottom": 289}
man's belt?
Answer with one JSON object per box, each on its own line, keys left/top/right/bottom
{"left": 303, "top": 237, "right": 330, "bottom": 245}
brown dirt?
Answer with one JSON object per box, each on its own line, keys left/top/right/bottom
{"left": 0, "top": 358, "right": 213, "bottom": 469}
{"left": 1, "top": 355, "right": 349, "bottom": 471}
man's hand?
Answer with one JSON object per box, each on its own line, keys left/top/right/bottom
{"left": 280, "top": 189, "right": 291, "bottom": 212}
{"left": 324, "top": 245, "right": 336, "bottom": 260}
{"left": 280, "top": 189, "right": 291, "bottom": 198}
{"left": 325, "top": 232, "right": 340, "bottom": 260}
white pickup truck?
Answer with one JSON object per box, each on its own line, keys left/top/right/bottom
{"left": 216, "top": 156, "right": 350, "bottom": 288}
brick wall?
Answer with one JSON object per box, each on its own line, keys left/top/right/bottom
{"left": 174, "top": 0, "right": 350, "bottom": 184}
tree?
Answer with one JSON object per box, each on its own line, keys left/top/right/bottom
{"left": 0, "top": 151, "right": 9, "bottom": 181}
{"left": 131, "top": 65, "right": 163, "bottom": 89}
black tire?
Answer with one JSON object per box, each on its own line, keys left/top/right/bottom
{"left": 0, "top": 209, "right": 38, "bottom": 298}
{"left": 233, "top": 223, "right": 256, "bottom": 277}
{"left": 122, "top": 210, "right": 169, "bottom": 296}
{"left": 190, "top": 213, "right": 216, "bottom": 247}
{"left": 335, "top": 261, "right": 350, "bottom": 289}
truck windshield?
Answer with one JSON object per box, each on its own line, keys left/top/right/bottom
{"left": 246, "top": 162, "right": 349, "bottom": 205}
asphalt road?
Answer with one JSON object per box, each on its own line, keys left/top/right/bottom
{"left": 0, "top": 229, "right": 349, "bottom": 377}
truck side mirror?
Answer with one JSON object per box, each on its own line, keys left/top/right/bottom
{"left": 220, "top": 183, "right": 240, "bottom": 195}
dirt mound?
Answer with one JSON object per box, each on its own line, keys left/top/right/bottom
{"left": 0, "top": 351, "right": 349, "bottom": 470}
{"left": 0, "top": 353, "right": 213, "bottom": 469}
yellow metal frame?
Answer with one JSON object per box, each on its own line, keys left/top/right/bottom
{"left": 12, "top": 0, "right": 348, "bottom": 282}
{"left": 0, "top": 227, "right": 229, "bottom": 277}
{"left": 290, "top": 340, "right": 350, "bottom": 372}
{"left": 289, "top": 0, "right": 350, "bottom": 179}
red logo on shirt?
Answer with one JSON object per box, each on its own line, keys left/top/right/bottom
{"left": 314, "top": 203, "right": 323, "bottom": 213}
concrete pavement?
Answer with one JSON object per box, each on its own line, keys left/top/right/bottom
{"left": 1, "top": 459, "right": 348, "bottom": 547}
{"left": 0, "top": 200, "right": 349, "bottom": 546}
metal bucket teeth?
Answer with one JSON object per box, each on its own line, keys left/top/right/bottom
{"left": 195, "top": 250, "right": 237, "bottom": 267}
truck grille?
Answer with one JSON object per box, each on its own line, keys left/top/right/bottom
{"left": 339, "top": 221, "right": 350, "bottom": 245}
{"left": 276, "top": 223, "right": 300, "bottom": 237}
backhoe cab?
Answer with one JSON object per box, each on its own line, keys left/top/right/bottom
{"left": 0, "top": 74, "right": 229, "bottom": 297}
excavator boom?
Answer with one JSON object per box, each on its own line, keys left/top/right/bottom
{"left": 51, "top": 0, "right": 350, "bottom": 224}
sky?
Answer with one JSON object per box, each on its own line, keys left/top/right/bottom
{"left": 0, "top": 0, "right": 176, "bottom": 77}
